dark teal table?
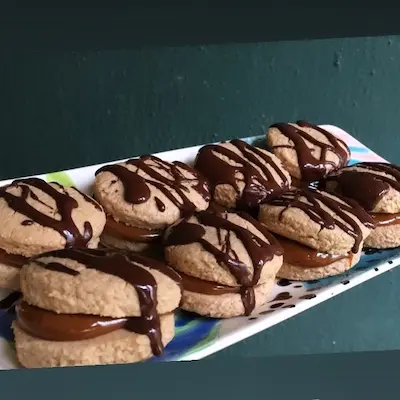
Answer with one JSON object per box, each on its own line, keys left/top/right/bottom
{"left": 1, "top": 35, "right": 400, "bottom": 360}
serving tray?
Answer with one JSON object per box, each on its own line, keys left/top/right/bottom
{"left": 0, "top": 124, "right": 396, "bottom": 369}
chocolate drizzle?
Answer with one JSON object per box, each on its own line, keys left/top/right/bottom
{"left": 32, "top": 248, "right": 181, "bottom": 356}
{"left": 95, "top": 156, "right": 210, "bottom": 218}
{"left": 323, "top": 162, "right": 400, "bottom": 211}
{"left": 194, "top": 139, "right": 290, "bottom": 208}
{"left": 270, "top": 120, "right": 350, "bottom": 181}
{"left": 268, "top": 188, "right": 375, "bottom": 253}
{"left": 0, "top": 178, "right": 95, "bottom": 248}
{"left": 165, "top": 210, "right": 282, "bottom": 315}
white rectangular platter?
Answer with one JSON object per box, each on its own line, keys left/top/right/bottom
{"left": 0, "top": 124, "right": 397, "bottom": 369}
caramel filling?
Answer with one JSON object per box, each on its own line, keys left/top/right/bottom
{"left": 371, "top": 212, "right": 400, "bottom": 227}
{"left": 276, "top": 235, "right": 349, "bottom": 268}
{"left": 0, "top": 248, "right": 28, "bottom": 269}
{"left": 104, "top": 216, "right": 163, "bottom": 243}
{"left": 180, "top": 272, "right": 241, "bottom": 295}
{"left": 16, "top": 301, "right": 171, "bottom": 342}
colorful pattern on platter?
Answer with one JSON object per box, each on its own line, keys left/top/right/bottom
{"left": 0, "top": 132, "right": 398, "bottom": 368}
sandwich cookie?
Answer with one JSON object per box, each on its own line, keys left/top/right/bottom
{"left": 0, "top": 178, "right": 105, "bottom": 290}
{"left": 259, "top": 188, "right": 375, "bottom": 280}
{"left": 267, "top": 120, "right": 350, "bottom": 183}
{"left": 164, "top": 210, "right": 283, "bottom": 318}
{"left": 194, "top": 139, "right": 291, "bottom": 210}
{"left": 322, "top": 162, "right": 400, "bottom": 249}
{"left": 13, "top": 248, "right": 182, "bottom": 368}
{"left": 94, "top": 156, "right": 211, "bottom": 252}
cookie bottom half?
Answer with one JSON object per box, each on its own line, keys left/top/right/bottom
{"left": 274, "top": 235, "right": 362, "bottom": 281}
{"left": 180, "top": 279, "right": 275, "bottom": 318}
{"left": 12, "top": 313, "right": 175, "bottom": 368}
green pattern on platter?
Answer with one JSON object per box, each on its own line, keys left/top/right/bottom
{"left": 174, "top": 319, "right": 201, "bottom": 336}
{"left": 45, "top": 172, "right": 75, "bottom": 187}
{"left": 178, "top": 323, "right": 221, "bottom": 359}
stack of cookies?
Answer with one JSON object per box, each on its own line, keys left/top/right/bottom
{"left": 321, "top": 162, "right": 400, "bottom": 249}
{"left": 259, "top": 187, "right": 375, "bottom": 280}
{"left": 13, "top": 248, "right": 181, "bottom": 368}
{"left": 94, "top": 155, "right": 211, "bottom": 253}
{"left": 164, "top": 209, "right": 283, "bottom": 318}
{"left": 0, "top": 178, "right": 106, "bottom": 290}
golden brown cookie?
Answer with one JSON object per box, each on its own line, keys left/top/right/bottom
{"left": 0, "top": 178, "right": 105, "bottom": 290}
{"left": 267, "top": 120, "right": 350, "bottom": 182}
{"left": 258, "top": 187, "right": 374, "bottom": 255}
{"left": 321, "top": 162, "right": 400, "bottom": 249}
{"left": 164, "top": 209, "right": 283, "bottom": 317}
{"left": 94, "top": 156, "right": 211, "bottom": 251}
{"left": 14, "top": 247, "right": 182, "bottom": 368}
{"left": 194, "top": 139, "right": 291, "bottom": 209}
{"left": 13, "top": 312, "right": 175, "bottom": 368}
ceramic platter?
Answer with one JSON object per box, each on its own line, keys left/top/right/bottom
{"left": 0, "top": 125, "right": 397, "bottom": 369}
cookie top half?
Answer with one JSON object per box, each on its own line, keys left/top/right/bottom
{"left": 267, "top": 120, "right": 350, "bottom": 182}
{"left": 164, "top": 209, "right": 283, "bottom": 287}
{"left": 20, "top": 248, "right": 182, "bottom": 318}
{"left": 259, "top": 187, "right": 374, "bottom": 255}
{"left": 321, "top": 162, "right": 400, "bottom": 213}
{"left": 94, "top": 156, "right": 211, "bottom": 229}
{"left": 194, "top": 139, "right": 291, "bottom": 209}
{"left": 0, "top": 178, "right": 106, "bottom": 257}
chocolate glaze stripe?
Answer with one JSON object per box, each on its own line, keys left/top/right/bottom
{"left": 194, "top": 139, "right": 290, "bottom": 208}
{"left": 165, "top": 210, "right": 282, "bottom": 315}
{"left": 323, "top": 162, "right": 400, "bottom": 211}
{"left": 95, "top": 156, "right": 210, "bottom": 218}
{"left": 269, "top": 188, "right": 375, "bottom": 253}
{"left": 32, "top": 248, "right": 181, "bottom": 356}
{"left": 0, "top": 178, "right": 94, "bottom": 248}
{"left": 270, "top": 121, "right": 350, "bottom": 181}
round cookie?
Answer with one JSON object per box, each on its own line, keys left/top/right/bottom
{"left": 258, "top": 187, "right": 374, "bottom": 256}
{"left": 267, "top": 120, "right": 350, "bottom": 182}
{"left": 274, "top": 235, "right": 362, "bottom": 281}
{"left": 94, "top": 156, "right": 210, "bottom": 229}
{"left": 364, "top": 213, "right": 400, "bottom": 249}
{"left": 164, "top": 209, "right": 283, "bottom": 317}
{"left": 13, "top": 311, "right": 175, "bottom": 368}
{"left": 321, "top": 162, "right": 400, "bottom": 214}
{"left": 14, "top": 247, "right": 182, "bottom": 368}
{"left": 321, "top": 162, "right": 400, "bottom": 249}
{"left": 194, "top": 139, "right": 291, "bottom": 209}
{"left": 20, "top": 248, "right": 181, "bottom": 317}
{"left": 0, "top": 178, "right": 106, "bottom": 290}
{"left": 94, "top": 155, "right": 210, "bottom": 251}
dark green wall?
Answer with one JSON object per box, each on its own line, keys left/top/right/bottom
{"left": 1, "top": 35, "right": 399, "bottom": 179}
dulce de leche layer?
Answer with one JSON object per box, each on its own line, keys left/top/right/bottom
{"left": 276, "top": 235, "right": 349, "bottom": 268}
{"left": 180, "top": 272, "right": 242, "bottom": 295}
{"left": 371, "top": 212, "right": 400, "bottom": 227}
{"left": 104, "top": 216, "right": 163, "bottom": 242}
{"left": 16, "top": 301, "right": 127, "bottom": 341}
{"left": 0, "top": 248, "right": 28, "bottom": 269}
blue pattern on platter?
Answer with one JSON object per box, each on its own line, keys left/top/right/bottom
{"left": 0, "top": 134, "right": 397, "bottom": 366}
